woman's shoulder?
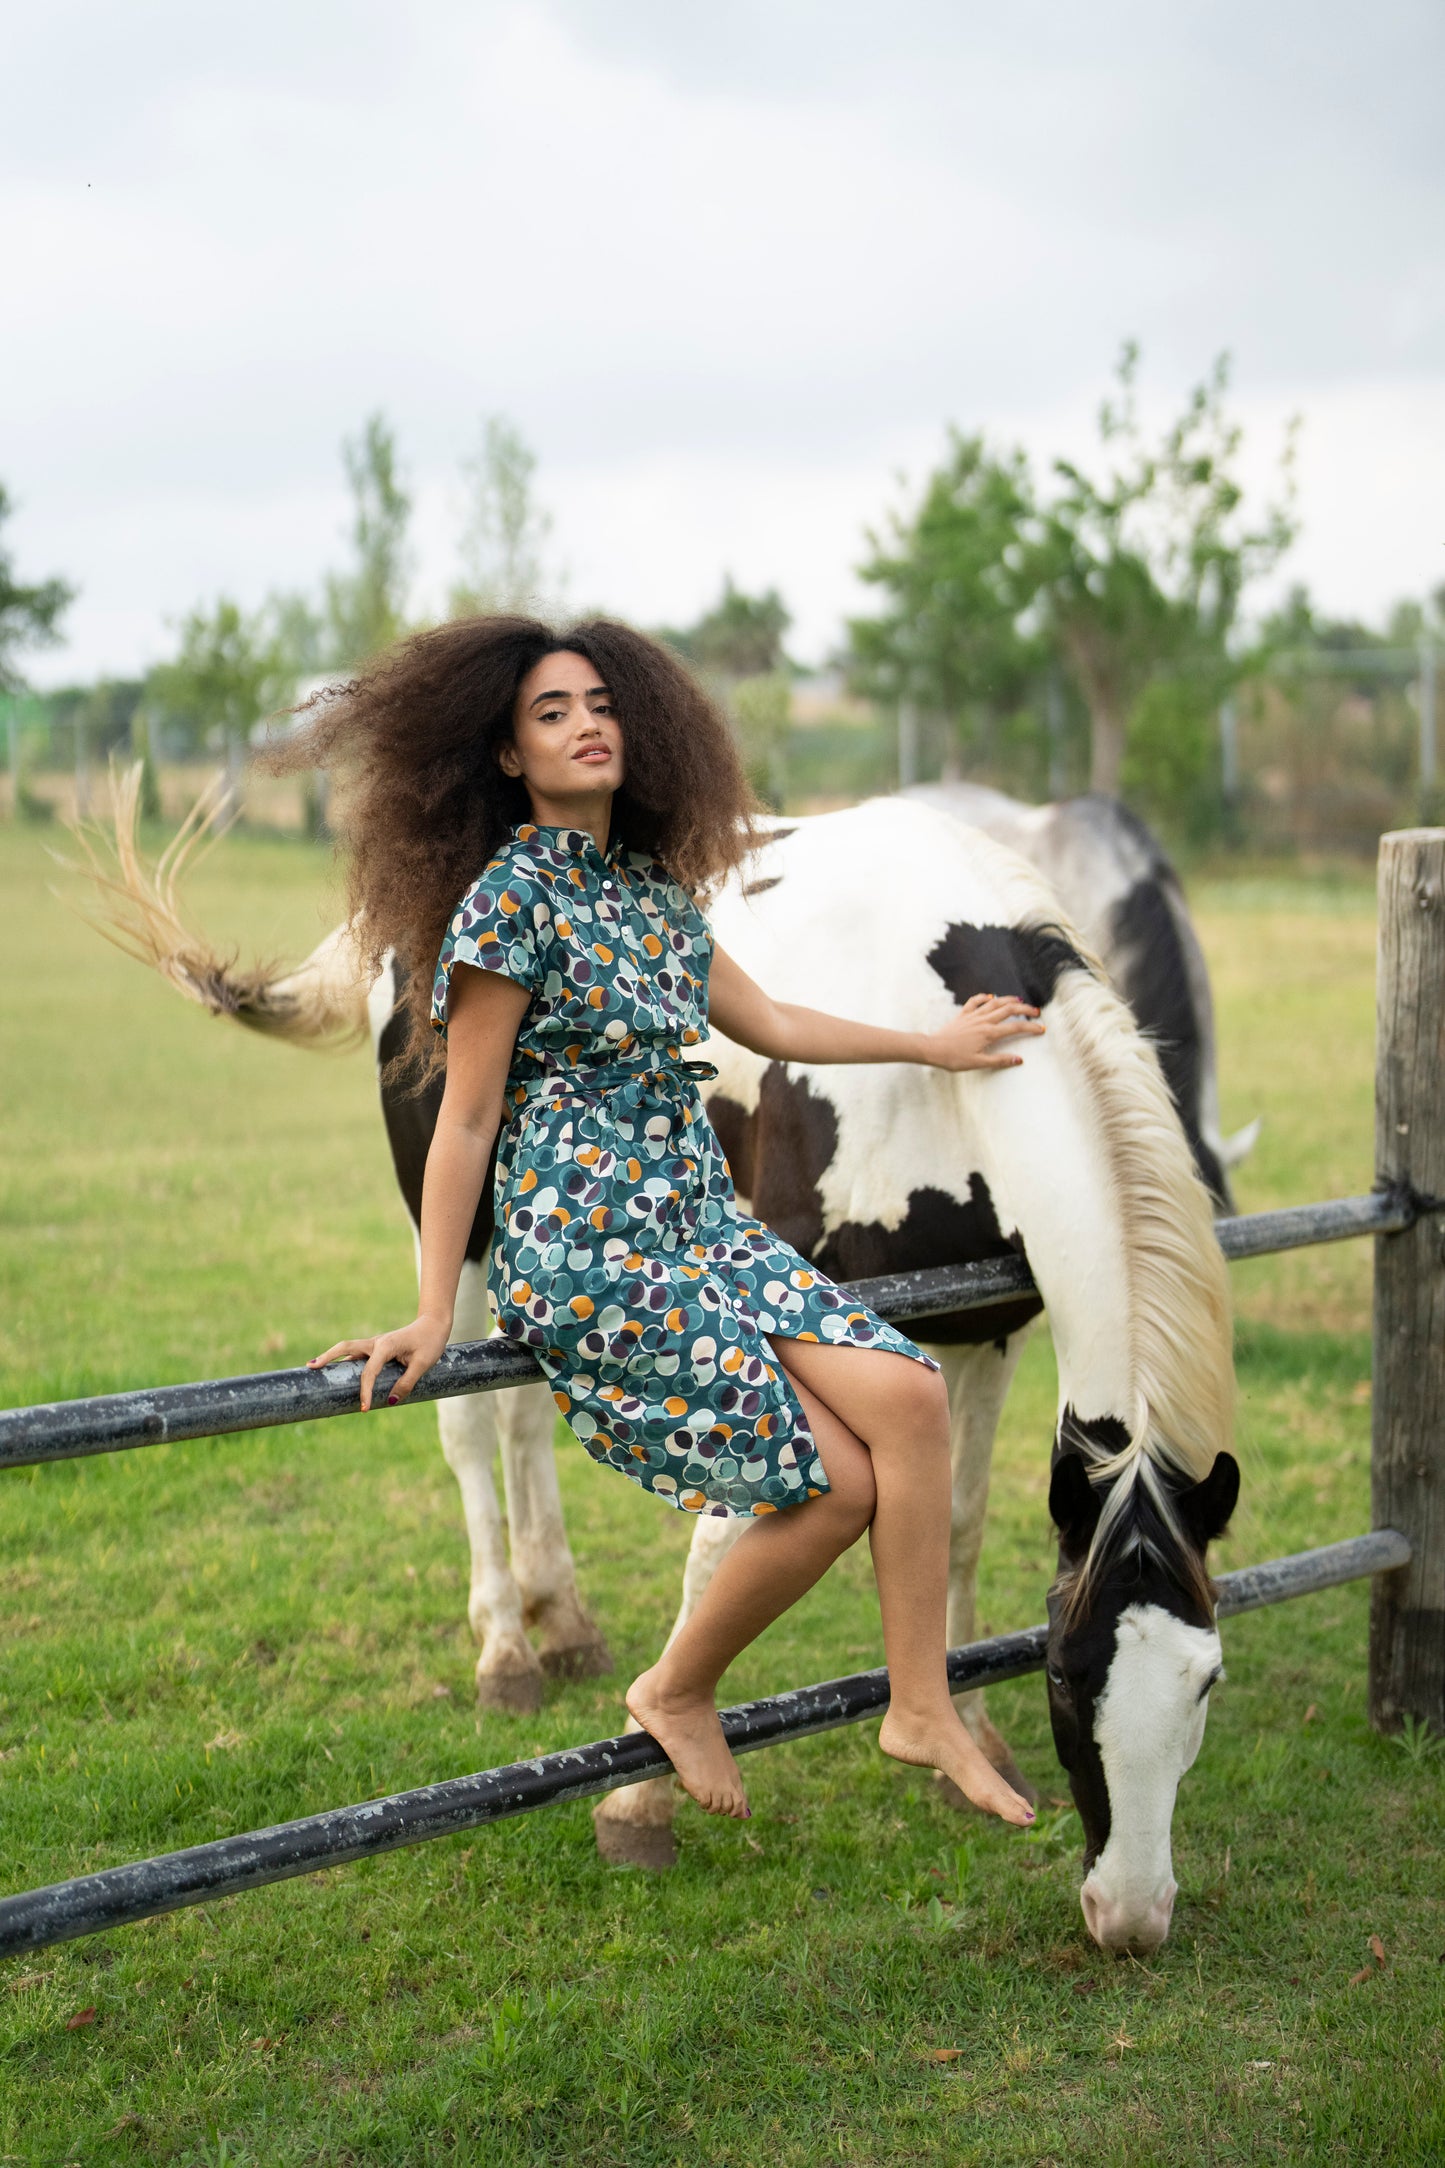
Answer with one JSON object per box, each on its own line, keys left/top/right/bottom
{"left": 451, "top": 829, "right": 554, "bottom": 915}
{"left": 437, "top": 851, "right": 546, "bottom": 971}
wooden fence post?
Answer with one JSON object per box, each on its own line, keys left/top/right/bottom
{"left": 1370, "top": 828, "right": 1445, "bottom": 1735}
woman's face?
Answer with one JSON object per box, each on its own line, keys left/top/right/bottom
{"left": 501, "top": 649, "right": 625, "bottom": 812}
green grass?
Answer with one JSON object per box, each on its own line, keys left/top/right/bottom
{"left": 1, "top": 827, "right": 1440, "bottom": 2166}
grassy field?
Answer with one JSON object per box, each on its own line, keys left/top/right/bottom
{"left": 1, "top": 825, "right": 1440, "bottom": 2166}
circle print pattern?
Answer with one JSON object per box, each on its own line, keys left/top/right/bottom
{"left": 433, "top": 822, "right": 939, "bottom": 1519}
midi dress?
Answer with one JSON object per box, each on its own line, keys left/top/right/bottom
{"left": 432, "top": 820, "right": 938, "bottom": 1519}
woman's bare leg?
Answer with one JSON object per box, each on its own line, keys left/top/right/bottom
{"left": 625, "top": 1381, "right": 877, "bottom": 1818}
{"left": 773, "top": 1338, "right": 1035, "bottom": 1829}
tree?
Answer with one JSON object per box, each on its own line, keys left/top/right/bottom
{"left": 449, "top": 416, "right": 555, "bottom": 617}
{"left": 146, "top": 598, "right": 291, "bottom": 817}
{"left": 267, "top": 589, "right": 327, "bottom": 682}
{"left": 1029, "top": 345, "right": 1296, "bottom": 795}
{"left": 848, "top": 349, "right": 1297, "bottom": 818}
{"left": 732, "top": 669, "right": 792, "bottom": 808}
{"left": 658, "top": 579, "right": 795, "bottom": 805}
{"left": 665, "top": 577, "right": 792, "bottom": 680}
{"left": 0, "top": 483, "right": 75, "bottom": 693}
{"left": 324, "top": 413, "right": 412, "bottom": 667}
{"left": 1388, "top": 588, "right": 1445, "bottom": 647}
{"left": 847, "top": 434, "right": 1036, "bottom": 770}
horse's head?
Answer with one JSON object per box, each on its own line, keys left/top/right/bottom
{"left": 1046, "top": 1440, "right": 1239, "bottom": 1952}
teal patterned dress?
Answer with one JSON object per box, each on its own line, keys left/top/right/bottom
{"left": 432, "top": 821, "right": 937, "bottom": 1519}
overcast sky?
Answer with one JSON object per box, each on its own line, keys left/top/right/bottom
{"left": 7, "top": 0, "right": 1443, "bottom": 683}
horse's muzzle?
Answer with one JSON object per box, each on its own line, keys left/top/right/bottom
{"left": 1080, "top": 1873, "right": 1177, "bottom": 1953}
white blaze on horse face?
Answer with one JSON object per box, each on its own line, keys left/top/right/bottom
{"left": 1081, "top": 1603, "right": 1222, "bottom": 1951}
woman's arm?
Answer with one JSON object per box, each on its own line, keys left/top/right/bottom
{"left": 707, "top": 943, "right": 1045, "bottom": 1075}
{"left": 308, "top": 963, "right": 532, "bottom": 1410}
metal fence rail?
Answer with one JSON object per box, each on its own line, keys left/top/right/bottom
{"left": 0, "top": 1189, "right": 1416, "bottom": 1471}
{"left": 0, "top": 1530, "right": 1409, "bottom": 1961}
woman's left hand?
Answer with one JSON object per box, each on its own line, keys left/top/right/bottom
{"left": 925, "top": 993, "right": 1045, "bottom": 1072}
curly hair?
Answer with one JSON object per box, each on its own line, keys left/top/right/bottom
{"left": 262, "top": 615, "right": 762, "bottom": 1080}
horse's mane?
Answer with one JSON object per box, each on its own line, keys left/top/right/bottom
{"left": 960, "top": 827, "right": 1235, "bottom": 1623}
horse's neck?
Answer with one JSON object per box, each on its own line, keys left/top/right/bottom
{"left": 967, "top": 1069, "right": 1136, "bottom": 1430}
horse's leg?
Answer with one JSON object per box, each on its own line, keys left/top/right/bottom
{"left": 436, "top": 1256, "right": 544, "bottom": 1713}
{"left": 592, "top": 1513, "right": 747, "bottom": 1869}
{"left": 932, "top": 1333, "right": 1037, "bottom": 1808}
{"left": 496, "top": 1386, "right": 612, "bottom": 1680}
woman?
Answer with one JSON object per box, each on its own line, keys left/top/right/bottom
{"left": 294, "top": 617, "right": 1042, "bottom": 1828}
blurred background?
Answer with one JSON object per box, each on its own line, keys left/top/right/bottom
{"left": 4, "top": 0, "right": 1442, "bottom": 853}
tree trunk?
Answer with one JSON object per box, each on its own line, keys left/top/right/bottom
{"left": 1087, "top": 701, "right": 1127, "bottom": 796}
{"left": 1058, "top": 619, "right": 1128, "bottom": 798}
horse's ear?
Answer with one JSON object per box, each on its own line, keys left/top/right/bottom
{"left": 1049, "top": 1451, "right": 1103, "bottom": 1557}
{"left": 1178, "top": 1451, "right": 1240, "bottom": 1550}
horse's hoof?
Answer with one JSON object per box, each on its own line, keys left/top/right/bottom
{"left": 592, "top": 1809, "right": 678, "bottom": 1872}
{"left": 539, "top": 1634, "right": 614, "bottom": 1681}
{"left": 474, "top": 1667, "right": 544, "bottom": 1715}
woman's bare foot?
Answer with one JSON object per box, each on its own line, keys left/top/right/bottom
{"left": 625, "top": 1666, "right": 750, "bottom": 1819}
{"left": 879, "top": 1704, "right": 1035, "bottom": 1827}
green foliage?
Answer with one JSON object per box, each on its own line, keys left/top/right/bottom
{"left": 146, "top": 600, "right": 291, "bottom": 759}
{"left": 1385, "top": 590, "right": 1445, "bottom": 646}
{"left": 660, "top": 579, "right": 796, "bottom": 803}
{"left": 265, "top": 590, "right": 327, "bottom": 683}
{"left": 38, "top": 677, "right": 144, "bottom": 766}
{"left": 848, "top": 432, "right": 1036, "bottom": 769}
{"left": 664, "top": 576, "right": 792, "bottom": 680}
{"left": 1392, "top": 1714, "right": 1444, "bottom": 1765}
{"left": 449, "top": 416, "right": 555, "bottom": 619}
{"left": 324, "top": 411, "right": 413, "bottom": 667}
{"left": 788, "top": 715, "right": 895, "bottom": 802}
{"left": 1120, "top": 674, "right": 1229, "bottom": 844}
{"left": 848, "top": 350, "right": 1297, "bottom": 830}
{"left": 0, "top": 482, "right": 75, "bottom": 694}
{"left": 1268, "top": 582, "right": 1445, "bottom": 658}
{"left": 5, "top": 693, "right": 56, "bottom": 821}
{"left": 5, "top": 831, "right": 1443, "bottom": 2160}
{"left": 732, "top": 669, "right": 791, "bottom": 807}
{"left": 1028, "top": 345, "right": 1296, "bottom": 799}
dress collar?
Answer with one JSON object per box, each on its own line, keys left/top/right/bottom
{"left": 514, "top": 820, "right": 624, "bottom": 865}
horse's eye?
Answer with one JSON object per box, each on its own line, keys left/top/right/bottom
{"left": 1047, "top": 1664, "right": 1069, "bottom": 1694}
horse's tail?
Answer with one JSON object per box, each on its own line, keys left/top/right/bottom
{"left": 61, "top": 761, "right": 373, "bottom": 1050}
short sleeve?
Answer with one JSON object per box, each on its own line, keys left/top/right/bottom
{"left": 431, "top": 862, "right": 546, "bottom": 1035}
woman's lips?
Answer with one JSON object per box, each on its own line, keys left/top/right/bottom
{"left": 573, "top": 747, "right": 612, "bottom": 763}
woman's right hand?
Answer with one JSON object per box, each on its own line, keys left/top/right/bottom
{"left": 308, "top": 1313, "right": 453, "bottom": 1411}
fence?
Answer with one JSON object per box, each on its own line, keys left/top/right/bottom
{"left": 1, "top": 830, "right": 1440, "bottom": 1959}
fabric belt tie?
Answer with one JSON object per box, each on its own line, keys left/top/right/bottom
{"left": 510, "top": 1058, "right": 719, "bottom": 1127}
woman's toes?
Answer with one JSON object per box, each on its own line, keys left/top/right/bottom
{"left": 625, "top": 1675, "right": 748, "bottom": 1820}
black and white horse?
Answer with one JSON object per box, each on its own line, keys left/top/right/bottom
{"left": 96, "top": 774, "right": 1240, "bottom": 1948}
{"left": 590, "top": 798, "right": 1238, "bottom": 1950}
